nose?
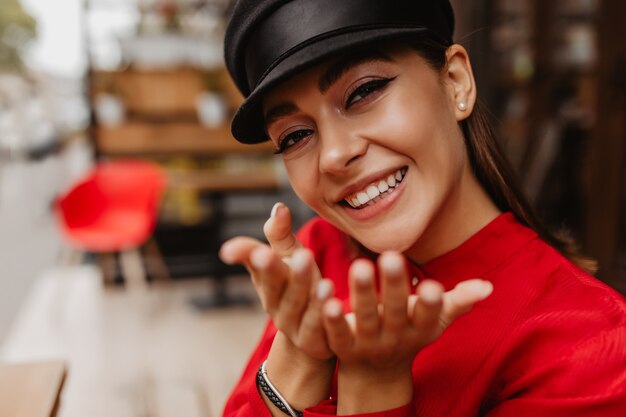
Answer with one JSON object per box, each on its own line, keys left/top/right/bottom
{"left": 318, "top": 121, "right": 368, "bottom": 175}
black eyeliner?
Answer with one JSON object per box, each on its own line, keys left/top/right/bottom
{"left": 275, "top": 129, "right": 313, "bottom": 154}
{"left": 345, "top": 76, "right": 397, "bottom": 109}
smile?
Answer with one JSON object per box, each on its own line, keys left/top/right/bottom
{"left": 345, "top": 167, "right": 407, "bottom": 209}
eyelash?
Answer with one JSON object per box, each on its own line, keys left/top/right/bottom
{"left": 274, "top": 76, "right": 396, "bottom": 154}
{"left": 274, "top": 128, "right": 314, "bottom": 154}
{"left": 345, "top": 76, "right": 396, "bottom": 109}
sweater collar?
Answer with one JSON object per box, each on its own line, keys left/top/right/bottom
{"left": 407, "top": 212, "right": 538, "bottom": 288}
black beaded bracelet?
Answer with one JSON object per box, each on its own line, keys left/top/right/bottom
{"left": 256, "top": 360, "right": 303, "bottom": 417}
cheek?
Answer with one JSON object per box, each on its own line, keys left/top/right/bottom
{"left": 365, "top": 90, "right": 452, "bottom": 156}
{"left": 284, "top": 159, "right": 322, "bottom": 209}
{"left": 364, "top": 87, "right": 466, "bottom": 188}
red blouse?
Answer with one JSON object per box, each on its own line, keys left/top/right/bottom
{"left": 223, "top": 213, "right": 626, "bottom": 416}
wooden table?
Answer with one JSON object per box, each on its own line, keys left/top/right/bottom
{"left": 0, "top": 360, "right": 66, "bottom": 417}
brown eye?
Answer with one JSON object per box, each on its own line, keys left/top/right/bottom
{"left": 345, "top": 77, "right": 395, "bottom": 109}
{"left": 275, "top": 129, "right": 314, "bottom": 154}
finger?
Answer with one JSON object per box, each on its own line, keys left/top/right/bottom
{"left": 277, "top": 249, "right": 315, "bottom": 334}
{"left": 440, "top": 279, "right": 493, "bottom": 326}
{"left": 407, "top": 294, "right": 418, "bottom": 315}
{"left": 379, "top": 252, "right": 410, "bottom": 334}
{"left": 264, "top": 203, "right": 324, "bottom": 283}
{"left": 412, "top": 280, "right": 444, "bottom": 343}
{"left": 219, "top": 236, "right": 265, "bottom": 268}
{"left": 249, "top": 245, "right": 291, "bottom": 312}
{"left": 263, "top": 202, "right": 302, "bottom": 257}
{"left": 349, "top": 259, "right": 380, "bottom": 338}
{"left": 323, "top": 298, "right": 354, "bottom": 355}
{"left": 297, "top": 279, "right": 334, "bottom": 359}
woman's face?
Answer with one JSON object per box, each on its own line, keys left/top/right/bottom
{"left": 263, "top": 45, "right": 479, "bottom": 260}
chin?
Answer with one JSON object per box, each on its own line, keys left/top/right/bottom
{"left": 357, "top": 234, "right": 416, "bottom": 255}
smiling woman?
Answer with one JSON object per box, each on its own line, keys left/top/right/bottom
{"left": 218, "top": 1, "right": 626, "bottom": 416}
{"left": 261, "top": 44, "right": 492, "bottom": 258}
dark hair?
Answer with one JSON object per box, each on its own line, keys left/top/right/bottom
{"left": 401, "top": 33, "right": 597, "bottom": 274}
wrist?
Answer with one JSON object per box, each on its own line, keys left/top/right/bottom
{"left": 336, "top": 364, "right": 413, "bottom": 415}
{"left": 265, "top": 332, "right": 335, "bottom": 410}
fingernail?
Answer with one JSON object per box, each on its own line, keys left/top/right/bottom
{"left": 291, "top": 250, "right": 309, "bottom": 273}
{"left": 271, "top": 202, "right": 283, "bottom": 218}
{"left": 317, "top": 280, "right": 332, "bottom": 300}
{"left": 380, "top": 252, "right": 404, "bottom": 275}
{"left": 477, "top": 281, "right": 493, "bottom": 300}
{"left": 463, "top": 280, "right": 493, "bottom": 300}
{"left": 219, "top": 242, "right": 235, "bottom": 264}
{"left": 420, "top": 281, "right": 443, "bottom": 304}
{"left": 250, "top": 247, "right": 271, "bottom": 269}
{"left": 325, "top": 300, "right": 342, "bottom": 318}
{"left": 352, "top": 260, "right": 373, "bottom": 285}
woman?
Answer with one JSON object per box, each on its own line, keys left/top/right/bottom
{"left": 219, "top": 1, "right": 626, "bottom": 416}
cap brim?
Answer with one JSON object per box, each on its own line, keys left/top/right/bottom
{"left": 231, "top": 27, "right": 430, "bottom": 144}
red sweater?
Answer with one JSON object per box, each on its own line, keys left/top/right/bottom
{"left": 223, "top": 213, "right": 626, "bottom": 416}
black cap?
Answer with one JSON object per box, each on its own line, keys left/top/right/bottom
{"left": 224, "top": 0, "right": 455, "bottom": 143}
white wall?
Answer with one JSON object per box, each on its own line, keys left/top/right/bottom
{"left": 22, "top": 0, "right": 86, "bottom": 78}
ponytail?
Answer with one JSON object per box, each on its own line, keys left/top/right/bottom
{"left": 462, "top": 102, "right": 597, "bottom": 274}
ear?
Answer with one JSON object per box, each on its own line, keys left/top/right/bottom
{"left": 444, "top": 44, "right": 477, "bottom": 122}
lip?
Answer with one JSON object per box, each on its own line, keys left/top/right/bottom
{"left": 335, "top": 166, "right": 407, "bottom": 203}
{"left": 339, "top": 168, "right": 408, "bottom": 222}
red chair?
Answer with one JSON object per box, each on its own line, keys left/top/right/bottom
{"left": 55, "top": 159, "right": 166, "bottom": 283}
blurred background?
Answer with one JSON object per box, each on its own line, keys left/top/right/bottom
{"left": 0, "top": 1, "right": 624, "bottom": 416}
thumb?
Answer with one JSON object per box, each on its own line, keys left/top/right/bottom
{"left": 439, "top": 279, "right": 493, "bottom": 328}
{"left": 263, "top": 202, "right": 302, "bottom": 257}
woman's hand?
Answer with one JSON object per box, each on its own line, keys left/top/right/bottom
{"left": 220, "top": 203, "right": 336, "bottom": 413}
{"left": 219, "top": 202, "right": 334, "bottom": 360}
{"left": 321, "top": 252, "right": 493, "bottom": 414}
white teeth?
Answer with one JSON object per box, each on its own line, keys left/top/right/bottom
{"left": 377, "top": 180, "right": 389, "bottom": 193}
{"left": 366, "top": 185, "right": 380, "bottom": 199}
{"left": 345, "top": 168, "right": 407, "bottom": 209}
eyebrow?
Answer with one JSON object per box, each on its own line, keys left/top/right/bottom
{"left": 264, "top": 51, "right": 394, "bottom": 128}
{"left": 264, "top": 103, "right": 299, "bottom": 130}
{"left": 318, "top": 51, "right": 393, "bottom": 94}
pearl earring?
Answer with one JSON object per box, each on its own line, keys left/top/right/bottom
{"left": 457, "top": 102, "right": 468, "bottom": 111}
